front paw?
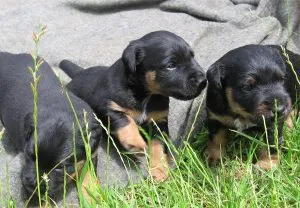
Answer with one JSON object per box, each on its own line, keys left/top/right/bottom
{"left": 205, "top": 140, "right": 224, "bottom": 164}
{"left": 149, "top": 140, "right": 169, "bottom": 181}
{"left": 119, "top": 134, "right": 147, "bottom": 156}
{"left": 254, "top": 158, "right": 279, "bottom": 170}
{"left": 254, "top": 149, "right": 279, "bottom": 170}
{"left": 124, "top": 140, "right": 147, "bottom": 156}
{"left": 150, "top": 163, "right": 168, "bottom": 182}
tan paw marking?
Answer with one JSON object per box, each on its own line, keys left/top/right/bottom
{"left": 255, "top": 149, "right": 279, "bottom": 170}
{"left": 205, "top": 129, "right": 227, "bottom": 163}
{"left": 255, "top": 158, "right": 279, "bottom": 170}
{"left": 116, "top": 115, "right": 147, "bottom": 154}
{"left": 149, "top": 140, "right": 169, "bottom": 181}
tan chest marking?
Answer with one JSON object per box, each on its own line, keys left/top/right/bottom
{"left": 209, "top": 111, "right": 256, "bottom": 131}
{"left": 108, "top": 101, "right": 168, "bottom": 124}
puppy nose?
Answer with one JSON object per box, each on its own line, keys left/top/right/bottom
{"left": 189, "top": 71, "right": 205, "bottom": 86}
{"left": 272, "top": 104, "right": 286, "bottom": 116}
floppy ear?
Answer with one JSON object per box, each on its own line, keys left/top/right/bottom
{"left": 207, "top": 62, "right": 225, "bottom": 90}
{"left": 122, "top": 40, "right": 145, "bottom": 73}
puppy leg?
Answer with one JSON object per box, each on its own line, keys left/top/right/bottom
{"left": 70, "top": 154, "right": 99, "bottom": 204}
{"left": 255, "top": 124, "right": 283, "bottom": 170}
{"left": 108, "top": 111, "right": 148, "bottom": 176}
{"left": 149, "top": 139, "right": 169, "bottom": 181}
{"left": 71, "top": 160, "right": 95, "bottom": 204}
{"left": 147, "top": 118, "right": 170, "bottom": 181}
{"left": 206, "top": 120, "right": 228, "bottom": 163}
{"left": 81, "top": 169, "right": 100, "bottom": 204}
{"left": 108, "top": 111, "right": 147, "bottom": 153}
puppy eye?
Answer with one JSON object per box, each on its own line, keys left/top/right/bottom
{"left": 278, "top": 76, "right": 285, "bottom": 82}
{"left": 166, "top": 63, "right": 176, "bottom": 71}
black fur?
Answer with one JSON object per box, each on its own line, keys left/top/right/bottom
{"left": 0, "top": 52, "right": 101, "bottom": 199}
{"left": 59, "top": 59, "right": 84, "bottom": 77}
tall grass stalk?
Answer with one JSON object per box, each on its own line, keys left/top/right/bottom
{"left": 28, "top": 24, "right": 46, "bottom": 207}
{"left": 71, "top": 123, "right": 82, "bottom": 208}
{"left": 63, "top": 168, "right": 67, "bottom": 208}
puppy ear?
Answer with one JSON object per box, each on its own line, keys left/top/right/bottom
{"left": 207, "top": 62, "right": 225, "bottom": 90}
{"left": 122, "top": 40, "right": 145, "bottom": 73}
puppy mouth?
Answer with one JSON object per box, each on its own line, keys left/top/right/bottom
{"left": 169, "top": 79, "right": 207, "bottom": 100}
{"left": 254, "top": 106, "right": 291, "bottom": 125}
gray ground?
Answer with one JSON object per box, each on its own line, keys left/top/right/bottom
{"left": 0, "top": 0, "right": 299, "bottom": 207}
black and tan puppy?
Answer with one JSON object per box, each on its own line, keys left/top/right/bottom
{"left": 206, "top": 45, "right": 300, "bottom": 170}
{"left": 0, "top": 52, "right": 101, "bottom": 199}
{"left": 59, "top": 31, "right": 207, "bottom": 180}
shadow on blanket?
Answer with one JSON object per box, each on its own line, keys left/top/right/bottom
{"left": 65, "top": 0, "right": 166, "bottom": 14}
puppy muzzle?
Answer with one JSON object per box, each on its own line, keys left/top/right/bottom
{"left": 185, "top": 70, "right": 207, "bottom": 99}
{"left": 255, "top": 94, "right": 292, "bottom": 123}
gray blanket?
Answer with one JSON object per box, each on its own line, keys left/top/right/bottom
{"left": 0, "top": 0, "right": 299, "bottom": 206}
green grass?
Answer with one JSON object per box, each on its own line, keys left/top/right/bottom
{"left": 1, "top": 79, "right": 300, "bottom": 207}
{"left": 82, "top": 120, "right": 299, "bottom": 208}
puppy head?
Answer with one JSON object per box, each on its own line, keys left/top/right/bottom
{"left": 122, "top": 31, "right": 207, "bottom": 100}
{"left": 21, "top": 114, "right": 101, "bottom": 198}
{"left": 207, "top": 45, "right": 292, "bottom": 125}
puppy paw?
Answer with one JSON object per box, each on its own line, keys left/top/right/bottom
{"left": 124, "top": 140, "right": 147, "bottom": 157}
{"left": 118, "top": 133, "right": 147, "bottom": 156}
{"left": 150, "top": 165, "right": 168, "bottom": 182}
{"left": 254, "top": 158, "right": 279, "bottom": 170}
{"left": 149, "top": 140, "right": 169, "bottom": 182}
{"left": 205, "top": 140, "right": 223, "bottom": 164}
{"left": 255, "top": 149, "right": 280, "bottom": 170}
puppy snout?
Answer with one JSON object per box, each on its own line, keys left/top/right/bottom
{"left": 188, "top": 71, "right": 206, "bottom": 86}
{"left": 261, "top": 97, "right": 289, "bottom": 118}
{"left": 272, "top": 104, "right": 286, "bottom": 116}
